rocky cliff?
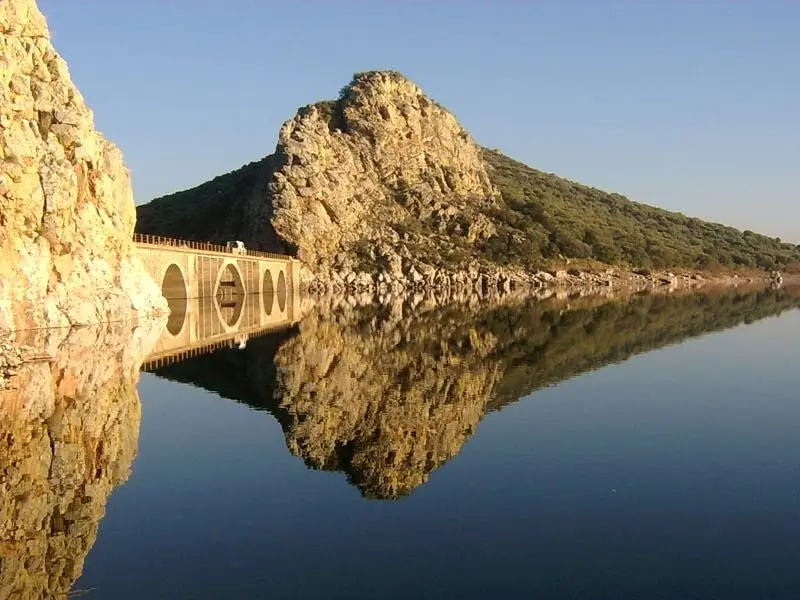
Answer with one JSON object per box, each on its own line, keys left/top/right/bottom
{"left": 0, "top": 0, "right": 165, "bottom": 330}
{"left": 0, "top": 320, "right": 162, "bottom": 599}
{"left": 137, "top": 70, "right": 800, "bottom": 293}
{"left": 139, "top": 70, "right": 510, "bottom": 290}
{"left": 265, "top": 71, "right": 498, "bottom": 268}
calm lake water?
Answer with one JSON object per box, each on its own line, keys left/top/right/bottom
{"left": 66, "top": 287, "right": 799, "bottom": 599}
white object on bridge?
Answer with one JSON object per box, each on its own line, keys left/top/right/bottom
{"left": 226, "top": 240, "right": 246, "bottom": 255}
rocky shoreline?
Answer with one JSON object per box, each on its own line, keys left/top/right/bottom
{"left": 304, "top": 261, "right": 779, "bottom": 300}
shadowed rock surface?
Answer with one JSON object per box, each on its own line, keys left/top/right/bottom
{"left": 0, "top": 0, "right": 165, "bottom": 329}
{"left": 0, "top": 320, "right": 162, "bottom": 599}
{"left": 150, "top": 284, "right": 800, "bottom": 499}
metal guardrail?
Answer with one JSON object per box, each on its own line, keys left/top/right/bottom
{"left": 133, "top": 233, "right": 291, "bottom": 260}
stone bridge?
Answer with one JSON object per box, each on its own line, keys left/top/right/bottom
{"left": 134, "top": 234, "right": 302, "bottom": 368}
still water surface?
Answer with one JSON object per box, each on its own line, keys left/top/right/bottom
{"left": 72, "top": 288, "right": 800, "bottom": 599}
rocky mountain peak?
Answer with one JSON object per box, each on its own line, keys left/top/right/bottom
{"left": 255, "top": 70, "right": 498, "bottom": 271}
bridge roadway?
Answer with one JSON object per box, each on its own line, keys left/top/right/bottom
{"left": 134, "top": 234, "right": 302, "bottom": 370}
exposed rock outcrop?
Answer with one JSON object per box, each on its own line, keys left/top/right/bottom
{"left": 138, "top": 71, "right": 534, "bottom": 292}
{"left": 233, "top": 71, "right": 510, "bottom": 292}
{"left": 0, "top": 0, "right": 166, "bottom": 330}
{"left": 0, "top": 320, "right": 163, "bottom": 599}
{"left": 137, "top": 70, "right": 800, "bottom": 294}
{"left": 263, "top": 71, "right": 497, "bottom": 265}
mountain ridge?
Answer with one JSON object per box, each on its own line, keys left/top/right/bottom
{"left": 136, "top": 70, "right": 800, "bottom": 290}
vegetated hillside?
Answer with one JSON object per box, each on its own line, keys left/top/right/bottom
{"left": 135, "top": 156, "right": 291, "bottom": 252}
{"left": 136, "top": 71, "right": 800, "bottom": 274}
{"left": 134, "top": 159, "right": 261, "bottom": 241}
{"left": 481, "top": 149, "right": 800, "bottom": 271}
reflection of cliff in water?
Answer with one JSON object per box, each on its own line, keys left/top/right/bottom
{"left": 152, "top": 285, "right": 800, "bottom": 499}
{"left": 0, "top": 322, "right": 162, "bottom": 600}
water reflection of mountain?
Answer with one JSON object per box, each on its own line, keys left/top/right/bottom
{"left": 151, "top": 285, "right": 800, "bottom": 499}
{"left": 0, "top": 322, "right": 161, "bottom": 600}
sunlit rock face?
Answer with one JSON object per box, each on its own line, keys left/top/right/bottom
{"left": 137, "top": 71, "right": 524, "bottom": 291}
{"left": 261, "top": 71, "right": 498, "bottom": 269}
{"left": 0, "top": 321, "right": 162, "bottom": 599}
{"left": 0, "top": 0, "right": 165, "bottom": 330}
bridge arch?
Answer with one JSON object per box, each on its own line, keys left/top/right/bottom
{"left": 161, "top": 264, "right": 188, "bottom": 336}
{"left": 214, "top": 261, "right": 246, "bottom": 329}
{"left": 276, "top": 270, "right": 287, "bottom": 313}
{"left": 263, "top": 269, "right": 275, "bottom": 316}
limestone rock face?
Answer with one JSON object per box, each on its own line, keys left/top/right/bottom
{"left": 0, "top": 320, "right": 163, "bottom": 599}
{"left": 0, "top": 0, "right": 166, "bottom": 330}
{"left": 238, "top": 71, "right": 500, "bottom": 279}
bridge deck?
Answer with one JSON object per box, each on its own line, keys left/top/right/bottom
{"left": 133, "top": 233, "right": 291, "bottom": 261}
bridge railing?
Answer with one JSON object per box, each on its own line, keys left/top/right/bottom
{"left": 133, "top": 233, "right": 291, "bottom": 260}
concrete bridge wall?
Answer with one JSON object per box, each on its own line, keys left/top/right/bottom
{"left": 135, "top": 241, "right": 302, "bottom": 336}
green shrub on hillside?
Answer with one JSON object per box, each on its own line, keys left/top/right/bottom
{"left": 135, "top": 143, "right": 800, "bottom": 272}
{"left": 482, "top": 149, "right": 800, "bottom": 270}
{"left": 135, "top": 157, "right": 275, "bottom": 245}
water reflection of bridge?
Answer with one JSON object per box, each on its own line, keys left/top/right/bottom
{"left": 142, "top": 291, "right": 300, "bottom": 372}
{"left": 146, "top": 285, "right": 800, "bottom": 499}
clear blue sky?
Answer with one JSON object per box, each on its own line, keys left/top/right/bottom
{"left": 39, "top": 1, "right": 799, "bottom": 241}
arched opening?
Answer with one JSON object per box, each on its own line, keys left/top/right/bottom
{"left": 162, "top": 264, "right": 187, "bottom": 299}
{"left": 216, "top": 263, "right": 245, "bottom": 327}
{"left": 263, "top": 269, "right": 275, "bottom": 316}
{"left": 161, "top": 264, "right": 187, "bottom": 336}
{"left": 277, "top": 270, "right": 287, "bottom": 313}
